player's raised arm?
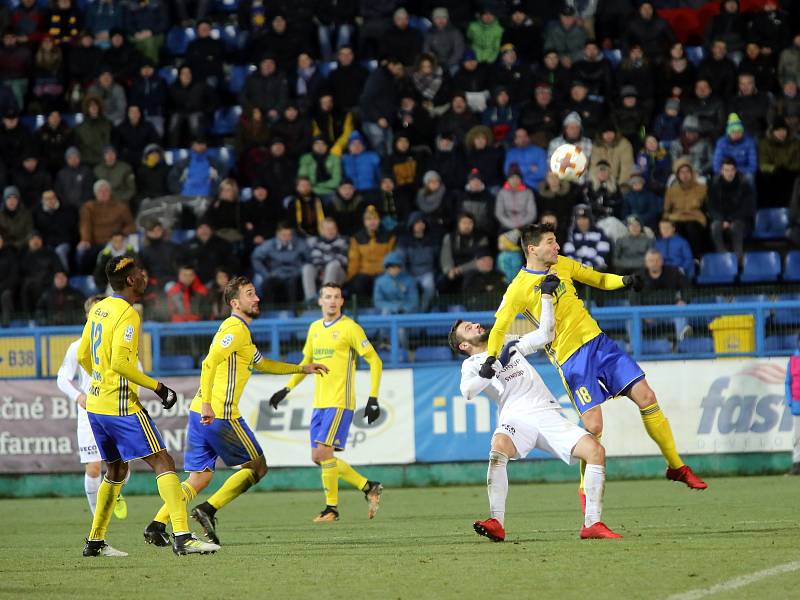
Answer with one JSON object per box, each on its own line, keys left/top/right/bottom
{"left": 566, "top": 256, "right": 642, "bottom": 291}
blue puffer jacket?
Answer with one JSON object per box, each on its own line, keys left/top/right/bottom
{"left": 397, "top": 212, "right": 437, "bottom": 278}
{"left": 712, "top": 134, "right": 758, "bottom": 176}
{"left": 503, "top": 144, "right": 547, "bottom": 190}
{"left": 373, "top": 251, "right": 420, "bottom": 312}
{"left": 341, "top": 132, "right": 381, "bottom": 191}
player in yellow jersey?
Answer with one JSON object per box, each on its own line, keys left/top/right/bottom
{"left": 78, "top": 256, "right": 220, "bottom": 557}
{"left": 143, "top": 276, "right": 328, "bottom": 545}
{"left": 480, "top": 223, "right": 707, "bottom": 507}
{"left": 268, "top": 282, "right": 384, "bottom": 522}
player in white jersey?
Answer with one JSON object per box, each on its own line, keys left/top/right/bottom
{"left": 448, "top": 274, "right": 621, "bottom": 541}
{"left": 56, "top": 295, "right": 128, "bottom": 521}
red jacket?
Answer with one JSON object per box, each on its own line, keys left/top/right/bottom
{"left": 166, "top": 277, "right": 209, "bottom": 322}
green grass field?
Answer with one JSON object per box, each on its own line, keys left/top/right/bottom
{"left": 2, "top": 475, "right": 798, "bottom": 600}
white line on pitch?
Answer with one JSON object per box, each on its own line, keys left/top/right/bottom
{"left": 665, "top": 559, "right": 800, "bottom": 600}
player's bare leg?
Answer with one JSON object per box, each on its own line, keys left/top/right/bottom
{"left": 576, "top": 406, "right": 603, "bottom": 513}
{"left": 570, "top": 435, "right": 621, "bottom": 539}
{"left": 626, "top": 379, "right": 707, "bottom": 490}
{"left": 474, "top": 433, "right": 514, "bottom": 542}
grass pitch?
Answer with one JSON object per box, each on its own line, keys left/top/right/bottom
{"left": 1, "top": 475, "right": 798, "bottom": 600}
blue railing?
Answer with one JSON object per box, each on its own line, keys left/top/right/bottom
{"left": 1, "top": 300, "right": 798, "bottom": 378}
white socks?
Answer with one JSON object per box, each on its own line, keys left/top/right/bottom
{"left": 487, "top": 450, "right": 509, "bottom": 526}
{"left": 583, "top": 464, "right": 605, "bottom": 527}
{"left": 84, "top": 473, "right": 101, "bottom": 514}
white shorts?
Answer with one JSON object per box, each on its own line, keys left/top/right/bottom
{"left": 494, "top": 408, "right": 589, "bottom": 465}
{"left": 77, "top": 406, "right": 102, "bottom": 463}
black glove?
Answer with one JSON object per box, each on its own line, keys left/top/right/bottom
{"left": 498, "top": 340, "right": 519, "bottom": 367}
{"left": 623, "top": 273, "right": 644, "bottom": 292}
{"left": 155, "top": 382, "right": 177, "bottom": 410}
{"left": 364, "top": 397, "right": 380, "bottom": 424}
{"left": 540, "top": 274, "right": 560, "bottom": 295}
{"left": 479, "top": 356, "right": 497, "bottom": 379}
{"left": 269, "top": 387, "right": 290, "bottom": 409}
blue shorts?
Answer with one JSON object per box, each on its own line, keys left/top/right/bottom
{"left": 558, "top": 333, "right": 645, "bottom": 415}
{"left": 87, "top": 410, "right": 165, "bottom": 463}
{"left": 183, "top": 411, "right": 263, "bottom": 472}
{"left": 310, "top": 408, "right": 353, "bottom": 450}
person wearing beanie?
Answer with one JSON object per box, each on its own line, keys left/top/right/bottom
{"left": 547, "top": 112, "right": 593, "bottom": 181}
{"left": 341, "top": 131, "right": 381, "bottom": 194}
{"left": 423, "top": 7, "right": 466, "bottom": 71}
{"left": 712, "top": 112, "right": 758, "bottom": 179}
{"left": 135, "top": 144, "right": 169, "bottom": 205}
{"left": 758, "top": 116, "right": 800, "bottom": 206}
{"left": 373, "top": 248, "right": 419, "bottom": 332}
{"left": 651, "top": 98, "right": 683, "bottom": 145}
{"left": 416, "top": 170, "right": 453, "bottom": 233}
{"left": 346, "top": 204, "right": 397, "bottom": 300}
{"left": 54, "top": 146, "right": 95, "bottom": 209}
{"left": 668, "top": 115, "right": 713, "bottom": 176}
{"left": 0, "top": 186, "right": 33, "bottom": 250}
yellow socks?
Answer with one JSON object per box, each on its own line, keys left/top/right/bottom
{"left": 88, "top": 476, "right": 123, "bottom": 541}
{"left": 153, "top": 481, "right": 197, "bottom": 525}
{"left": 640, "top": 403, "right": 684, "bottom": 470}
{"left": 337, "top": 458, "right": 368, "bottom": 491}
{"left": 207, "top": 468, "right": 257, "bottom": 511}
{"left": 320, "top": 458, "right": 338, "bottom": 506}
{"left": 156, "top": 471, "right": 190, "bottom": 534}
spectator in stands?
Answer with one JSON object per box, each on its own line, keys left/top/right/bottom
{"left": 374, "top": 250, "right": 419, "bottom": 315}
{"left": 758, "top": 116, "right": 800, "bottom": 206}
{"left": 416, "top": 170, "right": 453, "bottom": 234}
{"left": 0, "top": 186, "right": 32, "bottom": 250}
{"left": 708, "top": 157, "right": 756, "bottom": 262}
{"left": 489, "top": 45, "right": 530, "bottom": 107}
{"left": 93, "top": 145, "right": 135, "bottom": 206}
{"left": 346, "top": 205, "right": 396, "bottom": 299}
{"left": 35, "top": 112, "right": 72, "bottom": 176}
{"left": 790, "top": 176, "right": 800, "bottom": 247}
{"left": 315, "top": 0, "right": 356, "bottom": 61}
{"left": 739, "top": 40, "right": 776, "bottom": 95}
{"left": 463, "top": 247, "right": 504, "bottom": 309}
{"left": 563, "top": 80, "right": 603, "bottom": 139}
{"left": 19, "top": 231, "right": 61, "bottom": 315}
{"left": 584, "top": 160, "right": 626, "bottom": 242}
{"left": 635, "top": 134, "right": 672, "bottom": 197}
{"left": 655, "top": 218, "right": 694, "bottom": 279}
{"left": 660, "top": 56, "right": 696, "bottom": 106}
{"left": 0, "top": 109, "right": 33, "bottom": 173}
{"left": 624, "top": 170, "right": 662, "bottom": 231}
{"left": 234, "top": 107, "right": 270, "bottom": 168}
{"left": 572, "top": 40, "right": 614, "bottom": 104}
{"left": 0, "top": 30, "right": 32, "bottom": 110}
{"left": 437, "top": 93, "right": 479, "bottom": 145}
{"left": 384, "top": 133, "right": 425, "bottom": 212}
{"left": 623, "top": 1, "right": 673, "bottom": 65}
{"left": 713, "top": 113, "right": 758, "bottom": 181}
{"left": 289, "top": 53, "right": 325, "bottom": 113}
{"left": 706, "top": 0, "right": 746, "bottom": 55}
{"left": 771, "top": 77, "right": 800, "bottom": 138}
{"left": 140, "top": 221, "right": 177, "bottom": 288}
{"left": 375, "top": 176, "right": 402, "bottom": 232}
{"left": 310, "top": 93, "right": 354, "bottom": 157}
{"left": 179, "top": 222, "right": 237, "bottom": 284}
{"left": 167, "top": 265, "right": 210, "bottom": 322}
{"left": 543, "top": 5, "right": 585, "bottom": 68}
{"left": 68, "top": 33, "right": 103, "bottom": 90}
{"left": 495, "top": 166, "right": 536, "bottom": 232}
{"left": 77, "top": 179, "right": 135, "bottom": 272}
{"left": 683, "top": 79, "right": 726, "bottom": 141}
{"left": 271, "top": 102, "right": 312, "bottom": 159}
{"left": 698, "top": 39, "right": 737, "bottom": 100}
{"left": 430, "top": 132, "right": 464, "bottom": 194}
{"left": 423, "top": 7, "right": 465, "bottom": 72}
{"left": 398, "top": 212, "right": 437, "bottom": 311}
{"left": 288, "top": 176, "right": 325, "bottom": 237}
{"left": 251, "top": 222, "right": 306, "bottom": 304}
{"left": 749, "top": 0, "right": 791, "bottom": 56}
{"left": 547, "top": 113, "right": 593, "bottom": 179}
{"left": 651, "top": 98, "right": 683, "bottom": 145}
{"left": 410, "top": 54, "right": 452, "bottom": 119}
{"left": 301, "top": 217, "right": 348, "bottom": 302}
{"left": 532, "top": 48, "right": 572, "bottom": 104}
{"left": 208, "top": 267, "right": 232, "bottom": 320}
{"left": 613, "top": 215, "right": 653, "bottom": 275}
{"left": 380, "top": 8, "right": 423, "bottom": 67}
{"left": 439, "top": 211, "right": 488, "bottom": 294}
{"left": 33, "top": 189, "right": 77, "bottom": 270}
{"left": 73, "top": 96, "right": 112, "bottom": 168}
{"left": 238, "top": 184, "right": 279, "bottom": 250}
{"left": 112, "top": 105, "right": 160, "bottom": 169}
{"left": 663, "top": 158, "right": 708, "bottom": 256}
{"left": 727, "top": 73, "right": 770, "bottom": 139}
{"left": 503, "top": 128, "right": 547, "bottom": 191}
{"left": 135, "top": 144, "right": 169, "bottom": 211}
{"left": 457, "top": 169, "right": 495, "bottom": 238}
{"left": 501, "top": 2, "right": 541, "bottom": 66}
{"left": 55, "top": 147, "right": 94, "bottom": 208}
{"left": 0, "top": 233, "right": 17, "bottom": 326}
{"left": 342, "top": 131, "right": 381, "bottom": 196}
{"left": 167, "top": 137, "right": 224, "bottom": 224}
{"left": 329, "top": 179, "right": 362, "bottom": 237}
{"left": 103, "top": 30, "right": 143, "bottom": 84}
{"left": 496, "top": 226, "right": 522, "bottom": 282}
{"left": 185, "top": 20, "right": 225, "bottom": 86}
{"left": 253, "top": 138, "right": 296, "bottom": 202}
{"left": 13, "top": 151, "right": 52, "bottom": 208}
{"left": 359, "top": 57, "right": 405, "bottom": 157}
{"left": 297, "top": 136, "right": 342, "bottom": 199}
{"left": 640, "top": 248, "right": 691, "bottom": 341}
{"left": 35, "top": 270, "right": 84, "bottom": 325}
{"left": 779, "top": 34, "right": 800, "bottom": 85}
{"left": 669, "top": 115, "right": 713, "bottom": 176}
{"left": 465, "top": 125, "right": 504, "bottom": 189}
{"left": 87, "top": 67, "right": 127, "bottom": 127}
{"left": 519, "top": 82, "right": 560, "bottom": 148}
{"left": 452, "top": 50, "right": 490, "bottom": 114}
{"left": 125, "top": 0, "right": 168, "bottom": 63}
{"left": 327, "top": 46, "right": 368, "bottom": 112}
{"left": 536, "top": 172, "right": 579, "bottom": 241}
{"left": 94, "top": 231, "right": 138, "bottom": 291}
{"left": 204, "top": 178, "right": 242, "bottom": 243}
{"left": 589, "top": 121, "right": 635, "bottom": 194}
{"left": 563, "top": 204, "right": 611, "bottom": 270}
{"left": 129, "top": 60, "right": 167, "bottom": 136}
{"left": 167, "top": 65, "right": 217, "bottom": 148}
{"left": 613, "top": 85, "right": 648, "bottom": 151}
{"left": 11, "top": 0, "right": 47, "bottom": 45}
{"left": 467, "top": 6, "right": 504, "bottom": 64}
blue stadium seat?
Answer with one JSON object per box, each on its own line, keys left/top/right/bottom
{"left": 160, "top": 355, "right": 195, "bottom": 371}
{"left": 695, "top": 252, "right": 738, "bottom": 285}
{"left": 361, "top": 59, "right": 378, "bottom": 71}
{"left": 228, "top": 65, "right": 255, "bottom": 94}
{"left": 207, "top": 147, "right": 235, "bottom": 174}
{"left": 784, "top": 251, "right": 800, "bottom": 282}
{"left": 732, "top": 294, "right": 767, "bottom": 304}
{"left": 166, "top": 27, "right": 195, "bottom": 56}
{"left": 70, "top": 275, "right": 99, "bottom": 297}
{"left": 163, "top": 148, "right": 189, "bottom": 166}
{"left": 602, "top": 48, "right": 622, "bottom": 68}
{"left": 219, "top": 25, "right": 245, "bottom": 51}
{"left": 20, "top": 114, "right": 45, "bottom": 131}
{"left": 214, "top": 0, "right": 239, "bottom": 11}
{"left": 641, "top": 338, "right": 672, "bottom": 355}
{"left": 240, "top": 187, "right": 252, "bottom": 201}
{"left": 319, "top": 61, "right": 338, "bottom": 77}
{"left": 170, "top": 229, "right": 195, "bottom": 244}
{"left": 158, "top": 66, "right": 178, "bottom": 86}
{"left": 773, "top": 294, "right": 800, "bottom": 326}
{"left": 739, "top": 251, "right": 781, "bottom": 283}
{"left": 8, "top": 319, "right": 33, "bottom": 328}
{"left": 62, "top": 113, "right": 83, "bottom": 128}
{"left": 414, "top": 346, "right": 453, "bottom": 362}
{"left": 408, "top": 16, "right": 432, "bottom": 33}
{"left": 752, "top": 208, "right": 788, "bottom": 240}
{"left": 686, "top": 46, "right": 704, "bottom": 65}
{"left": 447, "top": 304, "right": 466, "bottom": 313}
{"left": 210, "top": 105, "right": 242, "bottom": 136}
{"left": 677, "top": 337, "right": 714, "bottom": 354}
{"left": 284, "top": 350, "right": 304, "bottom": 364}
{"left": 765, "top": 335, "right": 798, "bottom": 352}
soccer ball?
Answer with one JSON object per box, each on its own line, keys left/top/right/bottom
{"left": 550, "top": 143, "right": 587, "bottom": 181}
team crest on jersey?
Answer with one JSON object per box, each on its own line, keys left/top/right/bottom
{"left": 332, "top": 331, "right": 340, "bottom": 339}
{"left": 123, "top": 325, "right": 134, "bottom": 342}
{"left": 220, "top": 334, "right": 234, "bottom": 348}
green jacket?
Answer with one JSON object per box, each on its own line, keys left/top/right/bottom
{"left": 94, "top": 161, "right": 137, "bottom": 204}
{"left": 73, "top": 117, "right": 112, "bottom": 167}
{"left": 759, "top": 137, "right": 800, "bottom": 174}
{"left": 297, "top": 152, "right": 342, "bottom": 196}
{"left": 466, "top": 19, "right": 503, "bottom": 64}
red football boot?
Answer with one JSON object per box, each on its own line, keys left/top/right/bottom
{"left": 580, "top": 522, "right": 622, "bottom": 539}
{"left": 666, "top": 465, "right": 708, "bottom": 490}
{"left": 579, "top": 489, "right": 586, "bottom": 514}
{"left": 473, "top": 518, "right": 505, "bottom": 542}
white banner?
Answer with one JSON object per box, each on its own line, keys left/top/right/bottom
{"left": 238, "top": 369, "right": 416, "bottom": 467}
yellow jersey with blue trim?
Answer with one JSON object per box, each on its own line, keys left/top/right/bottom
{"left": 487, "top": 255, "right": 625, "bottom": 366}
{"left": 78, "top": 295, "right": 154, "bottom": 416}
{"left": 296, "top": 315, "right": 375, "bottom": 409}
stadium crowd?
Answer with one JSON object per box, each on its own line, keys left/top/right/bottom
{"left": 0, "top": 0, "right": 799, "bottom": 326}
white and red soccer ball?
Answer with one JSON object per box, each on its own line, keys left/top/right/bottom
{"left": 549, "top": 143, "right": 587, "bottom": 182}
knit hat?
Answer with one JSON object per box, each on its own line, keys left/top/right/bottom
{"left": 500, "top": 43, "right": 516, "bottom": 54}
{"left": 772, "top": 116, "right": 788, "bottom": 131}
{"left": 626, "top": 214, "right": 642, "bottom": 226}
{"left": 681, "top": 115, "right": 700, "bottom": 132}
{"left": 596, "top": 159, "right": 610, "bottom": 170}
{"left": 383, "top": 250, "right": 404, "bottom": 268}
{"left": 423, "top": 170, "right": 442, "bottom": 185}
{"left": 3, "top": 186, "right": 20, "bottom": 201}
{"left": 143, "top": 143, "right": 163, "bottom": 157}
{"left": 629, "top": 169, "right": 646, "bottom": 185}
{"left": 665, "top": 98, "right": 680, "bottom": 113}
{"left": 467, "top": 168, "right": 483, "bottom": 182}
{"left": 65, "top": 146, "right": 80, "bottom": 160}
{"left": 347, "top": 131, "right": 365, "bottom": 145}
{"left": 463, "top": 48, "right": 477, "bottom": 61}
{"left": 726, "top": 113, "right": 745, "bottom": 134}
{"left": 563, "top": 111, "right": 582, "bottom": 127}
{"left": 574, "top": 204, "right": 591, "bottom": 218}
{"left": 620, "top": 85, "right": 638, "bottom": 98}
